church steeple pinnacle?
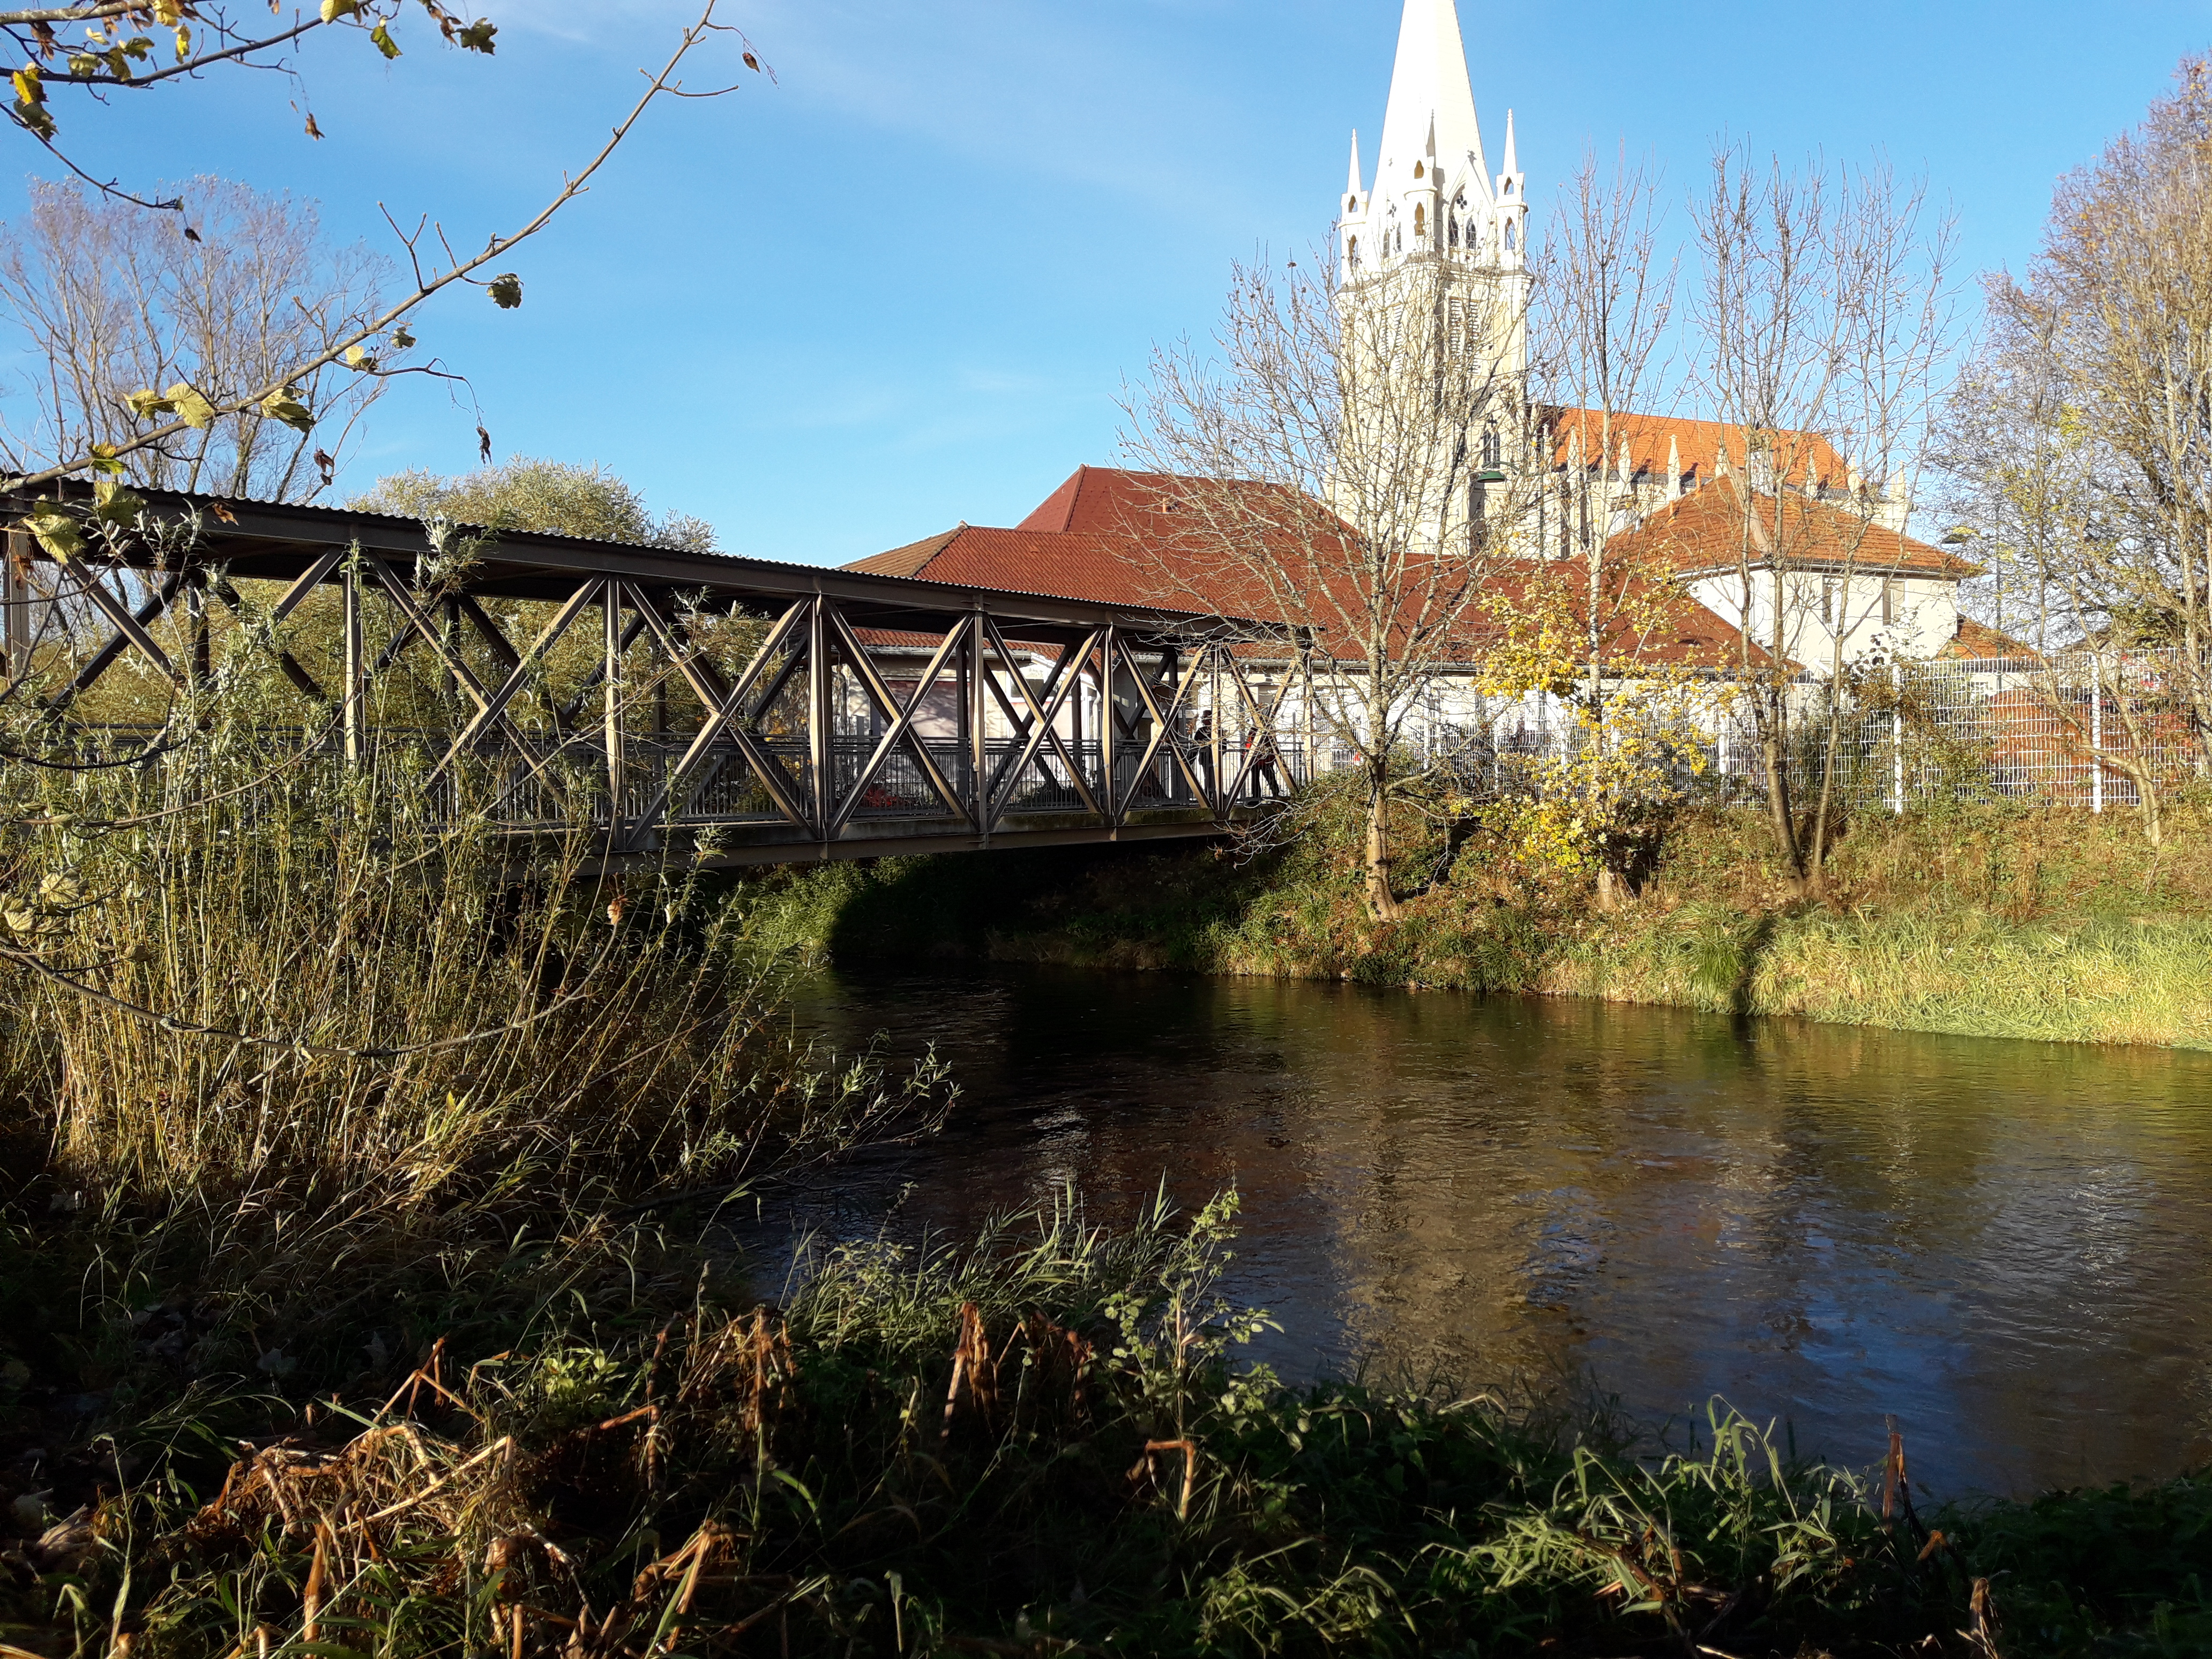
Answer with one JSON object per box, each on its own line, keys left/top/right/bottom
{"left": 1377, "top": 0, "right": 1485, "bottom": 191}
{"left": 1346, "top": 129, "right": 1363, "bottom": 201}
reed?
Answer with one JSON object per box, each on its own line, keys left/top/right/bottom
{"left": 5, "top": 1189, "right": 2202, "bottom": 1657}
{"left": 0, "top": 697, "right": 952, "bottom": 1431}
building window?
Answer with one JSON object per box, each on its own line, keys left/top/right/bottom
{"left": 1481, "top": 423, "right": 1501, "bottom": 469}
{"left": 1504, "top": 219, "right": 1517, "bottom": 252}
{"left": 1348, "top": 235, "right": 1359, "bottom": 267}
{"left": 1882, "top": 577, "right": 1898, "bottom": 625}
{"left": 1414, "top": 203, "right": 1425, "bottom": 241}
{"left": 1821, "top": 578, "right": 1838, "bottom": 628}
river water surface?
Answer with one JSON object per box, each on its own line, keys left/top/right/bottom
{"left": 769, "top": 966, "right": 2212, "bottom": 1500}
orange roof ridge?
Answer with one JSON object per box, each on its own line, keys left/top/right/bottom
{"left": 847, "top": 527, "right": 963, "bottom": 578}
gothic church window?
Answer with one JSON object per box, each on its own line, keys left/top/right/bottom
{"left": 1504, "top": 220, "right": 1517, "bottom": 252}
{"left": 1414, "top": 203, "right": 1425, "bottom": 241}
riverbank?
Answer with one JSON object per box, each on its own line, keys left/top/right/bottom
{"left": 735, "top": 797, "right": 2212, "bottom": 1049}
{"left": 3, "top": 1189, "right": 2207, "bottom": 1657}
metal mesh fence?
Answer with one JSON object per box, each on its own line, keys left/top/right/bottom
{"left": 1312, "top": 647, "right": 2208, "bottom": 812}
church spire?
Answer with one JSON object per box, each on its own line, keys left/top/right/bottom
{"left": 1500, "top": 108, "right": 1520, "bottom": 183}
{"left": 1346, "top": 129, "right": 1363, "bottom": 200}
{"left": 1377, "top": 0, "right": 1487, "bottom": 194}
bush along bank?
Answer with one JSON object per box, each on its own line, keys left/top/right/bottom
{"left": 730, "top": 789, "right": 2212, "bottom": 1050}
{"left": 2, "top": 1189, "right": 2207, "bottom": 1658}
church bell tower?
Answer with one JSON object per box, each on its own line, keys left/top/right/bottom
{"left": 1335, "top": 0, "right": 1531, "bottom": 549}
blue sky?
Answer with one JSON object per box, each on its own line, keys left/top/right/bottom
{"left": 4, "top": 0, "right": 2208, "bottom": 564}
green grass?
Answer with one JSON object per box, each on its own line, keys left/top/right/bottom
{"left": 731, "top": 788, "right": 2212, "bottom": 1049}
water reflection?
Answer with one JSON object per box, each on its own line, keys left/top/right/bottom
{"left": 767, "top": 966, "right": 2212, "bottom": 1499}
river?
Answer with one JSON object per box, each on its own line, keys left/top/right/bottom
{"left": 767, "top": 964, "right": 2212, "bottom": 1500}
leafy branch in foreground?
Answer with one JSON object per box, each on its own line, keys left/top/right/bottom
{"left": 4, "top": 0, "right": 765, "bottom": 495}
{"left": 3, "top": 3, "right": 496, "bottom": 142}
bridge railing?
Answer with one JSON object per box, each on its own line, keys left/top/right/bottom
{"left": 1, "top": 490, "right": 1309, "bottom": 862}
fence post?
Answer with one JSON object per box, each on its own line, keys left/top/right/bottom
{"left": 2090, "top": 649, "right": 2103, "bottom": 815}
{"left": 1891, "top": 661, "right": 1904, "bottom": 814}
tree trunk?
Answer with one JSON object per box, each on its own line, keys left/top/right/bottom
{"left": 1759, "top": 718, "right": 1806, "bottom": 884}
{"left": 1363, "top": 771, "right": 1400, "bottom": 921}
{"left": 1594, "top": 867, "right": 1631, "bottom": 911}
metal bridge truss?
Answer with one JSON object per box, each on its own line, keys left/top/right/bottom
{"left": 0, "top": 491, "right": 1306, "bottom": 865}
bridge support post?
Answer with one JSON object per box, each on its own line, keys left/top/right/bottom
{"left": 808, "top": 597, "right": 831, "bottom": 845}
{"left": 604, "top": 581, "right": 628, "bottom": 845}
{"left": 1209, "top": 642, "right": 1224, "bottom": 819}
{"left": 1, "top": 529, "right": 30, "bottom": 683}
{"left": 341, "top": 556, "right": 364, "bottom": 768}
{"left": 968, "top": 610, "right": 989, "bottom": 841}
{"left": 1100, "top": 624, "right": 1117, "bottom": 829}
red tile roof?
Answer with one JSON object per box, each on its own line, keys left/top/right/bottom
{"left": 850, "top": 466, "right": 1768, "bottom": 671}
{"left": 849, "top": 525, "right": 1168, "bottom": 609}
{"left": 1604, "top": 473, "right": 1978, "bottom": 579}
{"left": 1940, "top": 615, "right": 2038, "bottom": 660}
{"left": 1548, "top": 408, "right": 1852, "bottom": 488}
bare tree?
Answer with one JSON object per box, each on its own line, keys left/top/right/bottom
{"left": 1124, "top": 248, "right": 1537, "bottom": 920}
{"left": 1690, "top": 146, "right": 1956, "bottom": 887}
{"left": 1940, "top": 54, "right": 2212, "bottom": 829}
{"left": 2, "top": 2, "right": 762, "bottom": 497}
{"left": 1531, "top": 146, "right": 1677, "bottom": 715}
{"left": 0, "top": 177, "right": 392, "bottom": 502}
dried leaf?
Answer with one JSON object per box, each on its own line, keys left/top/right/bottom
{"left": 21, "top": 504, "right": 84, "bottom": 564}
{"left": 319, "top": 0, "right": 361, "bottom": 20}
{"left": 487, "top": 272, "right": 522, "bottom": 310}
{"left": 261, "top": 386, "right": 314, "bottom": 433}
{"left": 162, "top": 382, "right": 215, "bottom": 428}
{"left": 11, "top": 64, "right": 52, "bottom": 137}
{"left": 370, "top": 20, "right": 400, "bottom": 58}
{"left": 304, "top": 110, "right": 323, "bottom": 140}
{"left": 126, "top": 388, "right": 175, "bottom": 420}
{"left": 91, "top": 479, "right": 144, "bottom": 525}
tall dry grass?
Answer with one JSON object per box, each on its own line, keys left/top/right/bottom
{"left": 0, "top": 685, "right": 950, "bottom": 1392}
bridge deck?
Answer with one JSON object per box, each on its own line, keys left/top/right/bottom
{"left": 1, "top": 489, "right": 1307, "bottom": 865}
